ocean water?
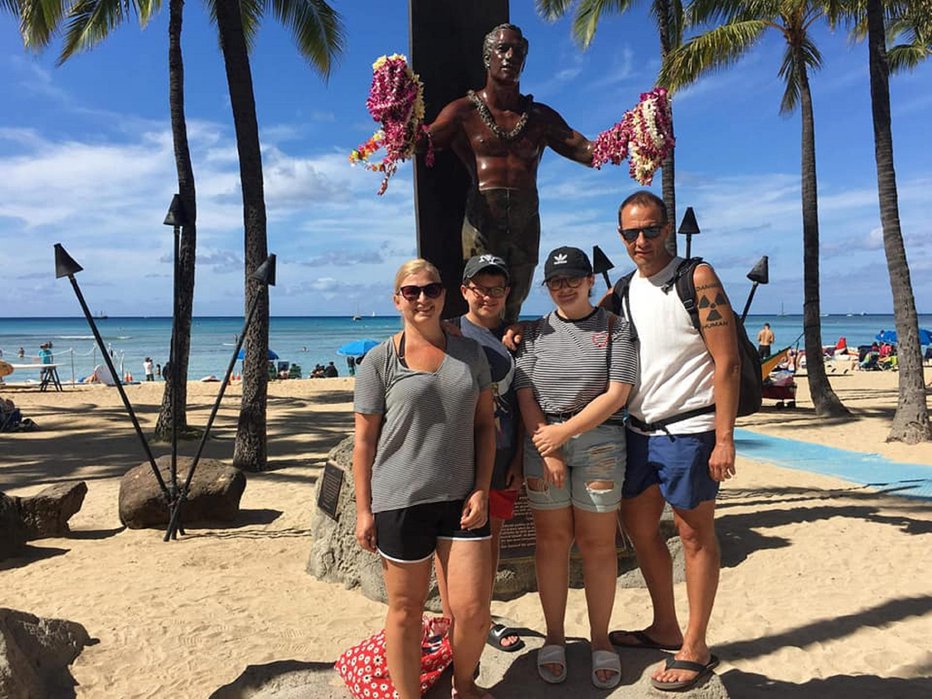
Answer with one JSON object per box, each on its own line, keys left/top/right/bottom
{"left": 1, "top": 313, "right": 929, "bottom": 385}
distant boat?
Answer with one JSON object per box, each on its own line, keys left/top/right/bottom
{"left": 371, "top": 311, "right": 376, "bottom": 317}
{"left": 94, "top": 311, "right": 108, "bottom": 320}
{"left": 352, "top": 303, "right": 361, "bottom": 321}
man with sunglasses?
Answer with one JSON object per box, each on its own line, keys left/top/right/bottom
{"left": 428, "top": 24, "right": 595, "bottom": 324}
{"left": 454, "top": 254, "right": 525, "bottom": 655}
{"left": 603, "top": 190, "right": 739, "bottom": 692}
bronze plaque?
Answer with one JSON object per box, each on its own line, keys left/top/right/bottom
{"left": 317, "top": 462, "right": 344, "bottom": 521}
{"left": 499, "top": 490, "right": 631, "bottom": 562}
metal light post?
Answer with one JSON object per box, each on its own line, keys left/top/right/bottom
{"left": 163, "top": 255, "right": 276, "bottom": 541}
{"left": 678, "top": 207, "right": 700, "bottom": 259}
{"left": 163, "top": 194, "right": 189, "bottom": 537}
{"left": 54, "top": 243, "right": 172, "bottom": 503}
{"left": 741, "top": 256, "right": 770, "bottom": 323}
{"left": 592, "top": 245, "right": 615, "bottom": 290}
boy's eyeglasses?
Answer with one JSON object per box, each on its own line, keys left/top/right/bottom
{"left": 618, "top": 225, "right": 664, "bottom": 242}
{"left": 465, "top": 283, "right": 508, "bottom": 298}
{"left": 397, "top": 283, "right": 445, "bottom": 301}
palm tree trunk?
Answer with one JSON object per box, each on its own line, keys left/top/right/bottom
{"left": 155, "top": 0, "right": 197, "bottom": 439}
{"left": 656, "top": 0, "right": 677, "bottom": 256}
{"left": 214, "top": 0, "right": 270, "bottom": 471}
{"left": 866, "top": 0, "right": 930, "bottom": 443}
{"left": 797, "top": 58, "right": 847, "bottom": 417}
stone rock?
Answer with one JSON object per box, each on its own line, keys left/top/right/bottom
{"left": 0, "top": 493, "right": 27, "bottom": 561}
{"left": 307, "top": 437, "right": 680, "bottom": 605}
{"left": 306, "top": 437, "right": 404, "bottom": 607}
{"left": 0, "top": 608, "right": 94, "bottom": 699}
{"left": 16, "top": 482, "right": 88, "bottom": 539}
{"left": 211, "top": 636, "right": 729, "bottom": 698}
{"left": 118, "top": 456, "right": 246, "bottom": 529}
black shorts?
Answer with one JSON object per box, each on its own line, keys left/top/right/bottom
{"left": 374, "top": 499, "right": 491, "bottom": 563}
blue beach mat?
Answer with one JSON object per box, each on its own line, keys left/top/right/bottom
{"left": 734, "top": 429, "right": 932, "bottom": 501}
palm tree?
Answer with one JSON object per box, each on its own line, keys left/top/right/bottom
{"left": 856, "top": 0, "right": 930, "bottom": 442}
{"left": 536, "top": 0, "right": 684, "bottom": 253}
{"left": 13, "top": 0, "right": 199, "bottom": 439}
{"left": 210, "top": 0, "right": 342, "bottom": 470}
{"left": 661, "top": 0, "right": 848, "bottom": 417}
{"left": 15, "top": 0, "right": 345, "bottom": 469}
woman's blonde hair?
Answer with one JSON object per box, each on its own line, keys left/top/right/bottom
{"left": 393, "top": 258, "right": 442, "bottom": 292}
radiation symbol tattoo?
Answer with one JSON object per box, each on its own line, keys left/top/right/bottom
{"left": 699, "top": 292, "right": 728, "bottom": 321}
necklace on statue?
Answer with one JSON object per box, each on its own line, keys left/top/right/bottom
{"left": 467, "top": 90, "right": 530, "bottom": 142}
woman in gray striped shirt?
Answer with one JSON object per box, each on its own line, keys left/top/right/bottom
{"left": 353, "top": 259, "right": 497, "bottom": 699}
{"left": 515, "top": 246, "right": 637, "bottom": 690}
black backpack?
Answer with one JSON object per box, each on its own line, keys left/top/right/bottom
{"left": 611, "top": 257, "right": 762, "bottom": 422}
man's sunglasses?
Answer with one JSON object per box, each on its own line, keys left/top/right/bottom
{"left": 397, "top": 283, "right": 445, "bottom": 301}
{"left": 465, "top": 283, "right": 508, "bottom": 298}
{"left": 618, "top": 225, "right": 664, "bottom": 242}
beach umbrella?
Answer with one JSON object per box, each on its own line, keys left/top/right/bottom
{"left": 337, "top": 338, "right": 380, "bottom": 357}
{"left": 875, "top": 330, "right": 897, "bottom": 344}
{"left": 920, "top": 328, "right": 932, "bottom": 345}
{"left": 237, "top": 348, "right": 279, "bottom": 360}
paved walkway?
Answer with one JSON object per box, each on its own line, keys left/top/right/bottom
{"left": 735, "top": 428, "right": 932, "bottom": 500}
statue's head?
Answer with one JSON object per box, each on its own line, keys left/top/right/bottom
{"left": 483, "top": 23, "right": 529, "bottom": 74}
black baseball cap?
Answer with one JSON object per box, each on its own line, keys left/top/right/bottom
{"left": 543, "top": 246, "right": 592, "bottom": 281}
{"left": 462, "top": 254, "right": 510, "bottom": 282}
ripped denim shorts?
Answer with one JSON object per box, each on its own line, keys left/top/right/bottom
{"left": 523, "top": 421, "right": 626, "bottom": 512}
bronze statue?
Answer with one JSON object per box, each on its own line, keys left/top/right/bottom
{"left": 427, "top": 24, "right": 595, "bottom": 323}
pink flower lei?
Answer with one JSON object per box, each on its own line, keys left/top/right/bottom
{"left": 592, "top": 87, "right": 674, "bottom": 186}
{"left": 349, "top": 54, "right": 434, "bottom": 195}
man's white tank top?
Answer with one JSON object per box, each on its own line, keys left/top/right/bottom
{"left": 627, "top": 256, "right": 716, "bottom": 435}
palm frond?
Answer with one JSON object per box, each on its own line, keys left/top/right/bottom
{"left": 60, "top": 0, "right": 130, "bottom": 61}
{"left": 888, "top": 40, "right": 931, "bottom": 72}
{"left": 535, "top": 0, "right": 575, "bottom": 21}
{"left": 568, "top": 0, "right": 634, "bottom": 48}
{"left": 2, "top": 0, "right": 22, "bottom": 16}
{"left": 269, "top": 0, "right": 344, "bottom": 79}
{"left": 687, "top": 0, "right": 779, "bottom": 28}
{"left": 776, "top": 33, "right": 821, "bottom": 114}
{"left": 660, "top": 19, "right": 768, "bottom": 91}
{"left": 19, "top": 0, "right": 71, "bottom": 48}
{"left": 204, "top": 0, "right": 261, "bottom": 53}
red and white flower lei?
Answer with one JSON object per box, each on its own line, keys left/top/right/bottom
{"left": 592, "top": 87, "right": 675, "bottom": 186}
{"left": 349, "top": 54, "right": 434, "bottom": 195}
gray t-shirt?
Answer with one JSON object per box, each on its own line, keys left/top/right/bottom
{"left": 354, "top": 333, "right": 492, "bottom": 513}
{"left": 515, "top": 307, "right": 637, "bottom": 421}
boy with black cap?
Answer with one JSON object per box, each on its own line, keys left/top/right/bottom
{"left": 450, "top": 254, "right": 525, "bottom": 654}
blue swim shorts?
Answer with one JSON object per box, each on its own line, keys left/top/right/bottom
{"left": 622, "top": 429, "right": 719, "bottom": 510}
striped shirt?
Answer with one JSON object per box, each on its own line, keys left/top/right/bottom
{"left": 515, "top": 307, "right": 637, "bottom": 420}
{"left": 354, "top": 333, "right": 492, "bottom": 513}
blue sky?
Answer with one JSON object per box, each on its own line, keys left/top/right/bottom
{"left": 1, "top": 2, "right": 930, "bottom": 318}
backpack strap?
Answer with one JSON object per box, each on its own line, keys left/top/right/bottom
{"left": 610, "top": 271, "right": 638, "bottom": 342}
{"left": 663, "top": 256, "right": 703, "bottom": 333}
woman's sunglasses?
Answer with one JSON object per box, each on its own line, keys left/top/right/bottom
{"left": 397, "top": 282, "right": 445, "bottom": 301}
{"left": 618, "top": 225, "right": 664, "bottom": 242}
{"left": 544, "top": 276, "right": 586, "bottom": 291}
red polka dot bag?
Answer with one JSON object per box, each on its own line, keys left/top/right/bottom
{"left": 335, "top": 616, "right": 452, "bottom": 698}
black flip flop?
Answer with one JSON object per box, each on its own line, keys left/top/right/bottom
{"left": 609, "top": 629, "right": 683, "bottom": 651}
{"left": 650, "top": 654, "right": 720, "bottom": 692}
{"left": 486, "top": 623, "right": 525, "bottom": 652}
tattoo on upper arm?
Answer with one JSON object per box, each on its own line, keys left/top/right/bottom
{"left": 698, "top": 286, "right": 731, "bottom": 329}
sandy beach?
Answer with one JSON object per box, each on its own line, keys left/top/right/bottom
{"left": 2, "top": 369, "right": 931, "bottom": 698}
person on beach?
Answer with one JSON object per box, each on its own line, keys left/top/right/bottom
{"left": 143, "top": 357, "right": 155, "bottom": 382}
{"left": 604, "top": 190, "right": 738, "bottom": 692}
{"left": 453, "top": 254, "right": 524, "bottom": 654}
{"left": 17, "top": 347, "right": 25, "bottom": 359}
{"left": 346, "top": 355, "right": 356, "bottom": 376}
{"left": 353, "top": 258, "right": 496, "bottom": 699}
{"left": 515, "top": 247, "right": 636, "bottom": 689}
{"left": 757, "top": 322, "right": 774, "bottom": 359}
{"left": 427, "top": 23, "right": 595, "bottom": 324}
{"left": 324, "top": 361, "right": 339, "bottom": 378}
